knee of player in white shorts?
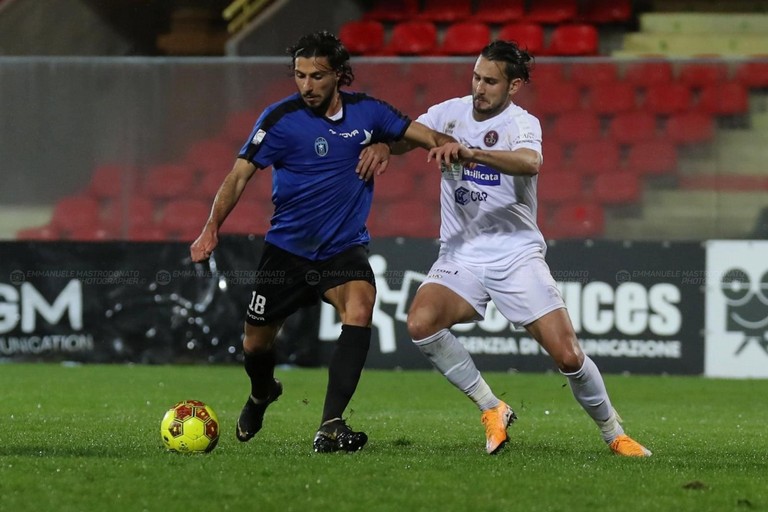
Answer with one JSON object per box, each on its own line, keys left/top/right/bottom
{"left": 406, "top": 312, "right": 444, "bottom": 341}
{"left": 552, "top": 342, "right": 585, "bottom": 373}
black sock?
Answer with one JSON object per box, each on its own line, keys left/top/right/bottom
{"left": 321, "top": 325, "right": 371, "bottom": 424}
{"left": 243, "top": 348, "right": 276, "bottom": 400}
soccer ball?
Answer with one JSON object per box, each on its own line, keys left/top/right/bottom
{"left": 160, "top": 400, "right": 220, "bottom": 453}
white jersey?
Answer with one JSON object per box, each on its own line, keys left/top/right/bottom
{"left": 416, "top": 95, "right": 546, "bottom": 265}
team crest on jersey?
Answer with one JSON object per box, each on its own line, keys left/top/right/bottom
{"left": 484, "top": 130, "right": 499, "bottom": 147}
{"left": 314, "top": 137, "right": 328, "bottom": 156}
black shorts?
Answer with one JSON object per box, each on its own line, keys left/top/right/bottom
{"left": 245, "top": 242, "right": 375, "bottom": 326}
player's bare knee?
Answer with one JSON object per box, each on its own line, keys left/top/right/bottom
{"left": 407, "top": 309, "right": 440, "bottom": 341}
{"left": 555, "top": 343, "right": 585, "bottom": 372}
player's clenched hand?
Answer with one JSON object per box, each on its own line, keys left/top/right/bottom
{"left": 428, "top": 142, "right": 474, "bottom": 167}
{"left": 190, "top": 226, "right": 219, "bottom": 262}
{"left": 356, "top": 142, "right": 390, "bottom": 180}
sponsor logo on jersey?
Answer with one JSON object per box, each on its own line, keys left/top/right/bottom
{"left": 314, "top": 137, "right": 328, "bottom": 157}
{"left": 484, "top": 130, "right": 499, "bottom": 147}
{"left": 454, "top": 186, "right": 488, "bottom": 205}
{"left": 462, "top": 164, "right": 501, "bottom": 185}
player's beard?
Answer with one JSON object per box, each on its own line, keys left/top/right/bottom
{"left": 473, "top": 95, "right": 508, "bottom": 118}
{"left": 304, "top": 91, "right": 334, "bottom": 115}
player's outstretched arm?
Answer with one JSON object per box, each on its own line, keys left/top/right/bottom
{"left": 190, "top": 158, "right": 257, "bottom": 262}
{"left": 399, "top": 121, "right": 456, "bottom": 153}
{"left": 428, "top": 143, "right": 541, "bottom": 176}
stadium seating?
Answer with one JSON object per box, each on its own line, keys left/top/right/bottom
{"left": 623, "top": 61, "right": 674, "bottom": 88}
{"left": 15, "top": 225, "right": 60, "bottom": 241}
{"left": 697, "top": 82, "right": 750, "bottom": 115}
{"left": 437, "top": 21, "right": 491, "bottom": 56}
{"left": 643, "top": 83, "right": 692, "bottom": 115}
{"left": 592, "top": 171, "right": 641, "bottom": 206}
{"left": 219, "top": 200, "right": 271, "bottom": 235}
{"left": 570, "top": 139, "right": 622, "bottom": 177}
{"left": 526, "top": 0, "right": 578, "bottom": 24}
{"left": 569, "top": 61, "right": 619, "bottom": 87}
{"left": 677, "top": 61, "right": 730, "bottom": 88}
{"left": 497, "top": 22, "right": 545, "bottom": 54}
{"left": 528, "top": 82, "right": 582, "bottom": 116}
{"left": 546, "top": 24, "right": 600, "bottom": 56}
{"left": 551, "top": 112, "right": 601, "bottom": 144}
{"left": 382, "top": 21, "right": 438, "bottom": 56}
{"left": 537, "top": 171, "right": 583, "bottom": 204}
{"left": 417, "top": 0, "right": 472, "bottom": 23}
{"left": 579, "top": 0, "right": 633, "bottom": 24}
{"left": 626, "top": 140, "right": 677, "bottom": 175}
{"left": 50, "top": 196, "right": 102, "bottom": 235}
{"left": 339, "top": 20, "right": 386, "bottom": 56}
{"left": 87, "top": 164, "right": 133, "bottom": 200}
{"left": 665, "top": 112, "right": 715, "bottom": 145}
{"left": 548, "top": 201, "right": 605, "bottom": 239}
{"left": 159, "top": 199, "right": 211, "bottom": 239}
{"left": 184, "top": 138, "right": 236, "bottom": 175}
{"left": 586, "top": 82, "right": 637, "bottom": 115}
{"left": 142, "top": 164, "right": 196, "bottom": 200}
{"left": 734, "top": 60, "right": 768, "bottom": 88}
{"left": 363, "top": 0, "right": 419, "bottom": 22}
{"left": 608, "top": 110, "right": 659, "bottom": 144}
{"left": 471, "top": 0, "right": 524, "bottom": 24}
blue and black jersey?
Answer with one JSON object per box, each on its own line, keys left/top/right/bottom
{"left": 239, "top": 91, "right": 410, "bottom": 261}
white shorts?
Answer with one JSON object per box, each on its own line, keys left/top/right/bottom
{"left": 421, "top": 252, "right": 565, "bottom": 328}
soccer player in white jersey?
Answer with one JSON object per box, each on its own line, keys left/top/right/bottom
{"left": 394, "top": 41, "right": 651, "bottom": 457}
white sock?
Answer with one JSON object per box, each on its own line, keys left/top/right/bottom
{"left": 561, "top": 356, "right": 624, "bottom": 442}
{"left": 414, "top": 329, "right": 500, "bottom": 411}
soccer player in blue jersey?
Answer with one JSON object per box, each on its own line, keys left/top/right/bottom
{"left": 190, "top": 31, "right": 453, "bottom": 453}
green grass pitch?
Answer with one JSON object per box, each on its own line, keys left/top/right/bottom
{"left": 1, "top": 363, "right": 766, "bottom": 512}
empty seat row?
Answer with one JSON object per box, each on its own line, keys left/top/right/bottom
{"left": 340, "top": 20, "right": 600, "bottom": 56}
{"left": 363, "top": 0, "right": 632, "bottom": 25}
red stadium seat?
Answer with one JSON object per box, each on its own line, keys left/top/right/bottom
{"left": 542, "top": 143, "right": 566, "bottom": 172}
{"left": 643, "top": 83, "right": 691, "bottom": 115}
{"left": 586, "top": 82, "right": 637, "bottom": 115}
{"left": 223, "top": 109, "right": 259, "bottom": 144}
{"left": 665, "top": 112, "right": 715, "bottom": 145}
{"left": 472, "top": 0, "right": 524, "bottom": 24}
{"left": 128, "top": 224, "right": 169, "bottom": 241}
{"left": 382, "top": 21, "right": 438, "bottom": 56}
{"left": 533, "top": 62, "right": 566, "bottom": 83}
{"left": 677, "top": 62, "right": 730, "bottom": 89}
{"left": 579, "top": 0, "right": 633, "bottom": 24}
{"left": 626, "top": 140, "right": 677, "bottom": 175}
{"left": 437, "top": 21, "right": 491, "bottom": 56}
{"left": 537, "top": 171, "right": 583, "bottom": 204}
{"left": 67, "top": 224, "right": 114, "bottom": 241}
{"left": 550, "top": 201, "right": 605, "bottom": 239}
{"left": 546, "top": 24, "right": 599, "bottom": 56}
{"left": 526, "top": 0, "right": 578, "bottom": 24}
{"left": 529, "top": 82, "right": 583, "bottom": 116}
{"left": 497, "top": 23, "right": 545, "bottom": 54}
{"left": 622, "top": 61, "right": 674, "bottom": 88}
{"left": 16, "top": 224, "right": 60, "bottom": 240}
{"left": 592, "top": 171, "right": 641, "bottom": 205}
{"left": 363, "top": 0, "right": 419, "bottom": 22}
{"left": 608, "top": 110, "right": 659, "bottom": 144}
{"left": 339, "top": 20, "right": 385, "bottom": 56}
{"left": 50, "top": 196, "right": 102, "bottom": 234}
{"left": 87, "top": 164, "right": 135, "bottom": 200}
{"left": 159, "top": 199, "right": 211, "bottom": 237}
{"left": 418, "top": 0, "right": 472, "bottom": 23}
{"left": 570, "top": 139, "right": 622, "bottom": 176}
{"left": 569, "top": 61, "right": 619, "bottom": 87}
{"left": 184, "top": 138, "right": 236, "bottom": 175}
{"left": 104, "top": 196, "right": 156, "bottom": 229}
{"left": 220, "top": 200, "right": 271, "bottom": 235}
{"left": 551, "top": 112, "right": 601, "bottom": 144}
{"left": 369, "top": 199, "right": 439, "bottom": 238}
{"left": 734, "top": 60, "right": 768, "bottom": 88}
{"left": 142, "top": 164, "right": 196, "bottom": 199}
{"left": 697, "top": 82, "right": 750, "bottom": 115}
{"left": 376, "top": 168, "right": 418, "bottom": 202}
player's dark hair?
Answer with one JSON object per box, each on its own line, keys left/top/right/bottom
{"left": 481, "top": 40, "right": 533, "bottom": 84}
{"left": 287, "top": 31, "right": 355, "bottom": 87}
